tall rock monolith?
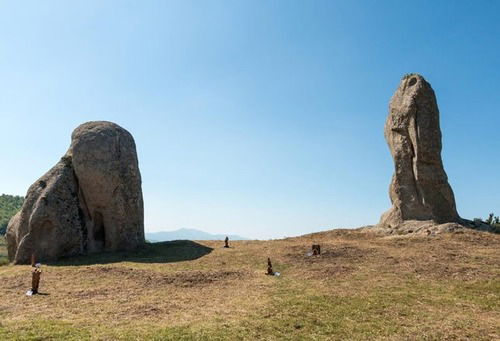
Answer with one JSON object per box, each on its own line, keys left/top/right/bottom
{"left": 379, "top": 74, "right": 460, "bottom": 229}
{"left": 6, "top": 121, "right": 144, "bottom": 264}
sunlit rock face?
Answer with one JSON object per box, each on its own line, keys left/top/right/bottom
{"left": 7, "top": 121, "right": 144, "bottom": 264}
{"left": 379, "top": 74, "right": 460, "bottom": 228}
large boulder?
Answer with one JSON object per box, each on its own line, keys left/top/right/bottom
{"left": 379, "top": 74, "right": 460, "bottom": 229}
{"left": 7, "top": 121, "right": 144, "bottom": 264}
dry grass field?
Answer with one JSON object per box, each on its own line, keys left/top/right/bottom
{"left": 0, "top": 229, "right": 499, "bottom": 340}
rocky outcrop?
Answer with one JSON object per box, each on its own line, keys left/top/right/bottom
{"left": 379, "top": 74, "right": 460, "bottom": 229}
{"left": 7, "top": 121, "right": 144, "bottom": 264}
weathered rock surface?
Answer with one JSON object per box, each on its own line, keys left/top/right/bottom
{"left": 379, "top": 74, "right": 460, "bottom": 229}
{"left": 7, "top": 121, "right": 144, "bottom": 264}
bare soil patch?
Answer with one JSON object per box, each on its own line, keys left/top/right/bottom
{"left": 79, "top": 266, "right": 246, "bottom": 287}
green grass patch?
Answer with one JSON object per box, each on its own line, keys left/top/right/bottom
{"left": 215, "top": 277, "right": 500, "bottom": 340}
{"left": 0, "top": 320, "right": 92, "bottom": 341}
{"left": 0, "top": 321, "right": 226, "bottom": 341}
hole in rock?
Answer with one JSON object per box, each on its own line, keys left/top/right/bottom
{"left": 408, "top": 77, "right": 417, "bottom": 86}
{"left": 93, "top": 211, "right": 106, "bottom": 250}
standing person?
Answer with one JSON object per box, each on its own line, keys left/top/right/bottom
{"left": 27, "top": 262, "right": 42, "bottom": 296}
{"left": 267, "top": 258, "right": 274, "bottom": 275}
{"left": 31, "top": 263, "right": 42, "bottom": 294}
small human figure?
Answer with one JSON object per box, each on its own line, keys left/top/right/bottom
{"left": 266, "top": 258, "right": 274, "bottom": 275}
{"left": 30, "top": 263, "right": 42, "bottom": 295}
{"left": 224, "top": 236, "right": 229, "bottom": 248}
{"left": 312, "top": 244, "right": 321, "bottom": 255}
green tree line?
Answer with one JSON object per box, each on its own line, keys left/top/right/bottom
{"left": 473, "top": 212, "right": 500, "bottom": 233}
{"left": 482, "top": 213, "right": 500, "bottom": 232}
{"left": 0, "top": 194, "right": 24, "bottom": 235}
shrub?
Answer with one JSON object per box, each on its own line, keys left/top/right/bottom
{"left": 0, "top": 194, "right": 24, "bottom": 235}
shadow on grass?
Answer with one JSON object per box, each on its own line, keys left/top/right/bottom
{"left": 49, "top": 240, "right": 213, "bottom": 266}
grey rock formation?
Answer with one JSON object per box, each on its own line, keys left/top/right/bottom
{"left": 7, "top": 121, "right": 144, "bottom": 264}
{"left": 379, "top": 74, "right": 460, "bottom": 228}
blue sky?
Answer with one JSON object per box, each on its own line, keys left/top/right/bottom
{"left": 0, "top": 1, "right": 498, "bottom": 239}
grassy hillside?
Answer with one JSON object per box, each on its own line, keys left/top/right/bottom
{"left": 0, "top": 229, "right": 498, "bottom": 340}
{"left": 0, "top": 194, "right": 24, "bottom": 235}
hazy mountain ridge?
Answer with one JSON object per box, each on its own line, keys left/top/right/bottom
{"left": 146, "top": 228, "right": 249, "bottom": 242}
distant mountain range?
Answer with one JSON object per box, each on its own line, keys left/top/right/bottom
{"left": 145, "top": 228, "right": 249, "bottom": 242}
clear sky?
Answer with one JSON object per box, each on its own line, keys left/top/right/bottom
{"left": 0, "top": 1, "right": 498, "bottom": 239}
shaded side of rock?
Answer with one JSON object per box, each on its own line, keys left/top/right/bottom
{"left": 379, "top": 74, "right": 460, "bottom": 228}
{"left": 7, "top": 157, "right": 84, "bottom": 263}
